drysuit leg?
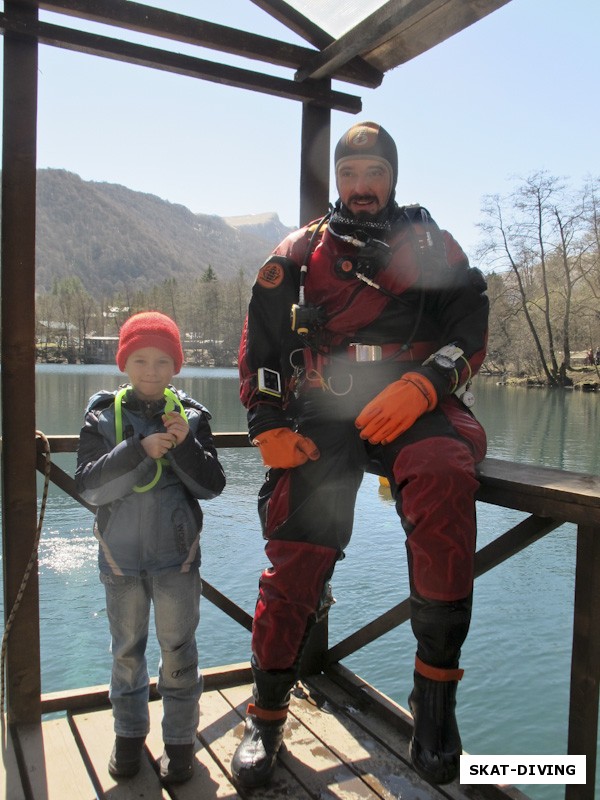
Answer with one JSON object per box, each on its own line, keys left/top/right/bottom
{"left": 233, "top": 419, "right": 364, "bottom": 788}
{"left": 380, "top": 407, "right": 483, "bottom": 785}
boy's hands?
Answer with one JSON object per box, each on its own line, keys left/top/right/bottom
{"left": 141, "top": 432, "right": 177, "bottom": 459}
{"left": 162, "top": 409, "right": 189, "bottom": 447}
{"left": 140, "top": 411, "right": 189, "bottom": 459}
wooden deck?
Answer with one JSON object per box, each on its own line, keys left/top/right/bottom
{"left": 3, "top": 663, "right": 527, "bottom": 800}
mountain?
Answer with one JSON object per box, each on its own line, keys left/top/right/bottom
{"left": 35, "top": 169, "right": 295, "bottom": 296}
{"left": 223, "top": 212, "right": 295, "bottom": 247}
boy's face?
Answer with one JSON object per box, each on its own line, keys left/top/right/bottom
{"left": 124, "top": 347, "right": 176, "bottom": 401}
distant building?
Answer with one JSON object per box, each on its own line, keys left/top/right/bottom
{"left": 82, "top": 336, "right": 119, "bottom": 364}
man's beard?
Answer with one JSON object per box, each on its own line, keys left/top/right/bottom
{"left": 329, "top": 198, "right": 394, "bottom": 236}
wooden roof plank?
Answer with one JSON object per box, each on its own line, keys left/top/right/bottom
{"left": 0, "top": 13, "right": 362, "bottom": 112}
{"left": 249, "top": 0, "right": 338, "bottom": 50}
{"left": 294, "top": 0, "right": 514, "bottom": 79}
{"left": 295, "top": 0, "right": 438, "bottom": 81}
{"left": 39, "top": 0, "right": 382, "bottom": 87}
{"left": 249, "top": 0, "right": 383, "bottom": 86}
{"left": 363, "top": 0, "right": 513, "bottom": 72}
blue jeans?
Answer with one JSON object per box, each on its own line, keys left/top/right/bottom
{"left": 101, "top": 568, "right": 202, "bottom": 744}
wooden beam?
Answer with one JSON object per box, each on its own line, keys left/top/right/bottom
{"left": 566, "top": 525, "right": 600, "bottom": 800}
{"left": 38, "top": 0, "right": 382, "bottom": 88}
{"left": 326, "top": 514, "right": 560, "bottom": 664}
{"left": 300, "top": 102, "right": 331, "bottom": 226}
{"left": 250, "top": 0, "right": 340, "bottom": 50}
{"left": 476, "top": 457, "right": 600, "bottom": 526}
{"left": 364, "top": 0, "right": 513, "bottom": 72}
{"left": 1, "top": 1, "right": 41, "bottom": 725}
{"left": 295, "top": 0, "right": 439, "bottom": 81}
{"left": 249, "top": 0, "right": 382, "bottom": 86}
{"left": 0, "top": 14, "right": 362, "bottom": 113}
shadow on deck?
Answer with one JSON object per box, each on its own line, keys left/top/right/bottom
{"left": 3, "top": 662, "right": 526, "bottom": 800}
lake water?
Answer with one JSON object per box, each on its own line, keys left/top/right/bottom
{"left": 2, "top": 365, "right": 599, "bottom": 799}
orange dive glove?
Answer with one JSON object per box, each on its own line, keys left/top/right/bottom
{"left": 252, "top": 427, "right": 320, "bottom": 468}
{"left": 355, "top": 372, "right": 437, "bottom": 445}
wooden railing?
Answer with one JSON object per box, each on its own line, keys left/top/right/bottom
{"left": 4, "top": 433, "right": 599, "bottom": 800}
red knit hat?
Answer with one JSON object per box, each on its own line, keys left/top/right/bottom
{"left": 116, "top": 311, "right": 184, "bottom": 373}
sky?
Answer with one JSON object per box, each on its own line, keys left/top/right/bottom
{"left": 12, "top": 0, "right": 600, "bottom": 261}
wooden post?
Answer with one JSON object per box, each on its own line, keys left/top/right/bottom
{"left": 296, "top": 98, "right": 332, "bottom": 675}
{"left": 299, "top": 99, "right": 331, "bottom": 227}
{"left": 1, "top": 1, "right": 41, "bottom": 723}
{"left": 566, "top": 524, "right": 600, "bottom": 800}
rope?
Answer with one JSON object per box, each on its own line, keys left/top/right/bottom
{"left": 1, "top": 431, "right": 52, "bottom": 715}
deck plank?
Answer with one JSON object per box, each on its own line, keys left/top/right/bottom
{"left": 11, "top": 667, "right": 528, "bottom": 800}
{"left": 289, "top": 679, "right": 436, "bottom": 800}
{"left": 315, "top": 668, "right": 529, "bottom": 800}
{"left": 69, "top": 706, "right": 169, "bottom": 799}
{"left": 16, "top": 717, "right": 97, "bottom": 800}
{"left": 223, "top": 682, "right": 387, "bottom": 799}
{"left": 146, "top": 698, "right": 242, "bottom": 799}
{"left": 1, "top": 716, "right": 26, "bottom": 800}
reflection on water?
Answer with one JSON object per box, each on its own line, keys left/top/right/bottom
{"left": 1, "top": 366, "right": 599, "bottom": 800}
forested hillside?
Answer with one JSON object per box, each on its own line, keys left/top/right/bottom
{"left": 35, "top": 169, "right": 293, "bottom": 295}
{"left": 30, "top": 169, "right": 600, "bottom": 384}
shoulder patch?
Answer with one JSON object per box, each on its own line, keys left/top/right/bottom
{"left": 257, "top": 261, "right": 284, "bottom": 289}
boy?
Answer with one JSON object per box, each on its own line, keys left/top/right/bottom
{"left": 76, "top": 311, "right": 226, "bottom": 784}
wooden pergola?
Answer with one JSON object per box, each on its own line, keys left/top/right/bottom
{"left": 3, "top": 6, "right": 600, "bottom": 799}
{"left": 1, "top": 0, "right": 515, "bottom": 727}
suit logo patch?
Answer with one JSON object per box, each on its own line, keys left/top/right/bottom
{"left": 257, "top": 261, "right": 284, "bottom": 289}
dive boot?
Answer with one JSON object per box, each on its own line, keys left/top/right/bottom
{"left": 408, "top": 659, "right": 464, "bottom": 785}
{"left": 231, "top": 703, "right": 288, "bottom": 788}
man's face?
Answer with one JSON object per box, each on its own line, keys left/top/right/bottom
{"left": 336, "top": 157, "right": 392, "bottom": 217}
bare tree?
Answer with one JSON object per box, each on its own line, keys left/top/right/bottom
{"left": 478, "top": 172, "right": 589, "bottom": 386}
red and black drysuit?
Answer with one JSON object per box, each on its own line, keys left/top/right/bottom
{"left": 238, "top": 205, "right": 488, "bottom": 684}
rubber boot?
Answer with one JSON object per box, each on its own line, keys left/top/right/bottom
{"left": 108, "top": 735, "right": 146, "bottom": 778}
{"left": 231, "top": 660, "right": 295, "bottom": 788}
{"left": 408, "top": 660, "right": 463, "bottom": 784}
{"left": 408, "top": 593, "right": 471, "bottom": 785}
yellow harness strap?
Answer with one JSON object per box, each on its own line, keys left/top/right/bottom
{"left": 114, "top": 386, "right": 187, "bottom": 493}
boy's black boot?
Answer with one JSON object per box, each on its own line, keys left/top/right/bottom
{"left": 231, "top": 661, "right": 295, "bottom": 788}
{"left": 108, "top": 735, "right": 146, "bottom": 778}
{"left": 159, "top": 742, "right": 195, "bottom": 784}
{"left": 408, "top": 661, "right": 463, "bottom": 785}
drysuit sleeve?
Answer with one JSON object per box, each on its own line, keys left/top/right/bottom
{"left": 238, "top": 247, "right": 304, "bottom": 440}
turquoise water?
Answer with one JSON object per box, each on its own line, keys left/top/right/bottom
{"left": 2, "top": 366, "right": 599, "bottom": 799}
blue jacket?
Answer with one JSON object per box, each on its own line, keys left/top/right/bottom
{"left": 75, "top": 385, "right": 226, "bottom": 576}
